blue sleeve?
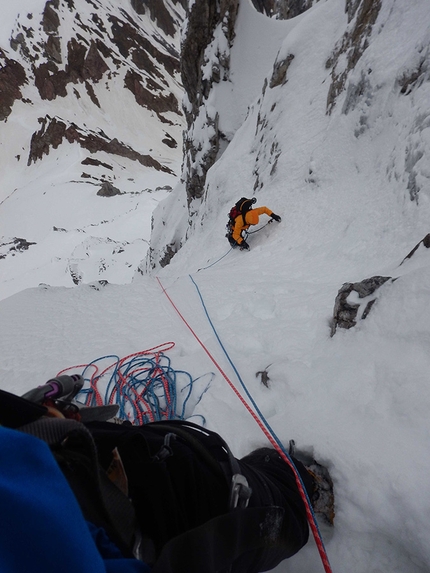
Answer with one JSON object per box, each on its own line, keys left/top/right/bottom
{"left": 0, "top": 426, "right": 150, "bottom": 573}
{"left": 87, "top": 522, "right": 151, "bottom": 573}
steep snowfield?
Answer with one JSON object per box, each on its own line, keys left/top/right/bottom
{"left": 2, "top": 0, "right": 430, "bottom": 571}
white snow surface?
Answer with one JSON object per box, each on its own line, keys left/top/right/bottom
{"left": 2, "top": 0, "right": 430, "bottom": 572}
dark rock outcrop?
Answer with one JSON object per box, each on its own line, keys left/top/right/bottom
{"left": 181, "top": 0, "right": 239, "bottom": 205}
{"left": 1, "top": 0, "right": 186, "bottom": 286}
{"left": 250, "top": 0, "right": 319, "bottom": 19}
{"left": 179, "top": 0, "right": 318, "bottom": 208}
{"left": 81, "top": 157, "right": 113, "bottom": 170}
{"left": 400, "top": 233, "right": 430, "bottom": 265}
{"left": 326, "top": 0, "right": 382, "bottom": 114}
{"left": 0, "top": 50, "right": 27, "bottom": 121}
{"left": 124, "top": 69, "right": 180, "bottom": 121}
{"left": 159, "top": 243, "right": 179, "bottom": 267}
{"left": 130, "top": 0, "right": 177, "bottom": 37}
{"left": 331, "top": 232, "right": 430, "bottom": 336}
{"left": 0, "top": 237, "right": 37, "bottom": 259}
{"left": 33, "top": 38, "right": 110, "bottom": 101}
{"left": 97, "top": 182, "right": 122, "bottom": 197}
{"left": 269, "top": 54, "right": 295, "bottom": 88}
{"left": 109, "top": 16, "right": 179, "bottom": 78}
{"left": 162, "top": 132, "right": 178, "bottom": 148}
{"left": 28, "top": 115, "right": 174, "bottom": 174}
{"left": 42, "top": 0, "right": 61, "bottom": 35}
{"left": 331, "top": 276, "right": 392, "bottom": 336}
{"left": 397, "top": 57, "right": 430, "bottom": 96}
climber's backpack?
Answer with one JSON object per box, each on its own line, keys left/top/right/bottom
{"left": 228, "top": 204, "right": 241, "bottom": 223}
{"left": 226, "top": 197, "right": 254, "bottom": 235}
{"left": 0, "top": 387, "right": 284, "bottom": 573}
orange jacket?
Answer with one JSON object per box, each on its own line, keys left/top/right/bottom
{"left": 232, "top": 206, "right": 274, "bottom": 244}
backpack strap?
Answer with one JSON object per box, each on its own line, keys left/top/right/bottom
{"left": 19, "top": 417, "right": 139, "bottom": 558}
{"left": 237, "top": 198, "right": 254, "bottom": 216}
{"left": 0, "top": 388, "right": 47, "bottom": 428}
{"left": 148, "top": 422, "right": 226, "bottom": 479}
{"left": 147, "top": 420, "right": 248, "bottom": 502}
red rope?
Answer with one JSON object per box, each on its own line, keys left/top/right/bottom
{"left": 156, "top": 276, "right": 333, "bottom": 573}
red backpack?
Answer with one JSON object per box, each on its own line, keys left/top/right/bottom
{"left": 226, "top": 197, "right": 255, "bottom": 234}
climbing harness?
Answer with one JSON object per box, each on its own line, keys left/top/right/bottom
{"left": 156, "top": 276, "right": 333, "bottom": 573}
{"left": 57, "top": 342, "right": 213, "bottom": 425}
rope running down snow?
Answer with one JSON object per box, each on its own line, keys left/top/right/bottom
{"left": 197, "top": 222, "right": 272, "bottom": 271}
{"left": 156, "top": 275, "right": 333, "bottom": 573}
{"left": 197, "top": 247, "right": 233, "bottom": 271}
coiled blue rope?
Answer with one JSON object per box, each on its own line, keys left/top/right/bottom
{"left": 72, "top": 346, "right": 213, "bottom": 425}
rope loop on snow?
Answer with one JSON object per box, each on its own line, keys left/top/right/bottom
{"left": 197, "top": 247, "right": 233, "bottom": 271}
{"left": 57, "top": 342, "right": 213, "bottom": 425}
{"left": 156, "top": 275, "right": 333, "bottom": 573}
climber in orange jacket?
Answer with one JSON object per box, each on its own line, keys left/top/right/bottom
{"left": 227, "top": 197, "right": 281, "bottom": 250}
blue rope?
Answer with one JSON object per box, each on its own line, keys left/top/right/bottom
{"left": 188, "top": 274, "right": 325, "bottom": 535}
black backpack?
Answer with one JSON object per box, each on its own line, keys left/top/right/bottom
{"left": 0, "top": 387, "right": 284, "bottom": 573}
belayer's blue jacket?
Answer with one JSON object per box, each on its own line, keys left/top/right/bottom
{"left": 0, "top": 425, "right": 150, "bottom": 573}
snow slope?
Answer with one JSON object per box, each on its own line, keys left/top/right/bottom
{"left": 2, "top": 0, "right": 430, "bottom": 572}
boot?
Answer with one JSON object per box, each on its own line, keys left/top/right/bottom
{"left": 289, "top": 440, "right": 335, "bottom": 526}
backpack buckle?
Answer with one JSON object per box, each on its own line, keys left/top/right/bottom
{"left": 152, "top": 432, "right": 177, "bottom": 462}
{"left": 229, "top": 473, "right": 252, "bottom": 509}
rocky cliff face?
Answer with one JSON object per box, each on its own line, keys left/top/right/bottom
{"left": 326, "top": 0, "right": 382, "bottom": 114}
{"left": 144, "top": 0, "right": 244, "bottom": 270}
{"left": 181, "top": 0, "right": 240, "bottom": 210}
{"left": 180, "top": 0, "right": 322, "bottom": 211}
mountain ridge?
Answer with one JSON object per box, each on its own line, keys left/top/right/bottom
{"left": 0, "top": 0, "right": 185, "bottom": 297}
